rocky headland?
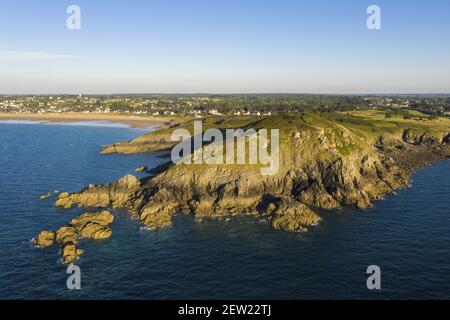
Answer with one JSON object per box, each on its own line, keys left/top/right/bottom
{"left": 33, "top": 112, "right": 449, "bottom": 263}
{"left": 53, "top": 113, "right": 450, "bottom": 235}
{"left": 101, "top": 131, "right": 177, "bottom": 154}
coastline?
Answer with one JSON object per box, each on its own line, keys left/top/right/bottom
{"left": 3, "top": 119, "right": 449, "bottom": 299}
{"left": 0, "top": 112, "right": 172, "bottom": 130}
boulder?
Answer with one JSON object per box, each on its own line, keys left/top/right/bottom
{"left": 78, "top": 222, "right": 112, "bottom": 240}
{"left": 70, "top": 210, "right": 114, "bottom": 230}
{"left": 55, "top": 192, "right": 72, "bottom": 209}
{"left": 61, "top": 244, "right": 84, "bottom": 264}
{"left": 55, "top": 226, "right": 78, "bottom": 245}
{"left": 271, "top": 197, "right": 321, "bottom": 232}
{"left": 33, "top": 231, "right": 55, "bottom": 247}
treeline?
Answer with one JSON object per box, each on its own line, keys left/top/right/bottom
{"left": 198, "top": 95, "right": 372, "bottom": 114}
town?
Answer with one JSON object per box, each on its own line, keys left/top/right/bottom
{"left": 0, "top": 94, "right": 449, "bottom": 117}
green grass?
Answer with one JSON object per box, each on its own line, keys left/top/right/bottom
{"left": 148, "top": 111, "right": 449, "bottom": 160}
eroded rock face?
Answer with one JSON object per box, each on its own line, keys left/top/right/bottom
{"left": 56, "top": 149, "right": 407, "bottom": 232}
{"left": 443, "top": 133, "right": 450, "bottom": 145}
{"left": 139, "top": 190, "right": 179, "bottom": 230}
{"left": 402, "top": 129, "right": 447, "bottom": 146}
{"left": 50, "top": 146, "right": 409, "bottom": 232}
{"left": 34, "top": 211, "right": 114, "bottom": 264}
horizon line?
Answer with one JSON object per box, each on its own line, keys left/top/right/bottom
{"left": 1, "top": 92, "right": 450, "bottom": 97}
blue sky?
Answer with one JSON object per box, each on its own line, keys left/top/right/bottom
{"left": 0, "top": 0, "right": 449, "bottom": 94}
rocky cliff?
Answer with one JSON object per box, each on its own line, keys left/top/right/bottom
{"left": 53, "top": 113, "right": 450, "bottom": 235}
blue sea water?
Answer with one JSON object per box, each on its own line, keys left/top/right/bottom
{"left": 0, "top": 122, "right": 449, "bottom": 300}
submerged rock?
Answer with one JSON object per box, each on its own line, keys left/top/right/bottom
{"left": 134, "top": 166, "right": 148, "bottom": 172}
{"left": 40, "top": 192, "right": 52, "bottom": 200}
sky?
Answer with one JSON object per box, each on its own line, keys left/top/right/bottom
{"left": 0, "top": 0, "right": 449, "bottom": 94}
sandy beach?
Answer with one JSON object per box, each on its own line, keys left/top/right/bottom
{"left": 0, "top": 113, "right": 172, "bottom": 129}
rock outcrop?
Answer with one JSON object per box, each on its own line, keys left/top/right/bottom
{"left": 55, "top": 226, "right": 80, "bottom": 264}
{"left": 55, "top": 175, "right": 141, "bottom": 209}
{"left": 270, "top": 197, "right": 321, "bottom": 232}
{"left": 33, "top": 231, "right": 55, "bottom": 247}
{"left": 70, "top": 211, "right": 114, "bottom": 240}
{"left": 402, "top": 129, "right": 449, "bottom": 146}
{"left": 101, "top": 132, "right": 176, "bottom": 154}
{"left": 34, "top": 211, "right": 114, "bottom": 264}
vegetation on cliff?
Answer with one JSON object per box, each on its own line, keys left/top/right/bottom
{"left": 53, "top": 111, "right": 449, "bottom": 237}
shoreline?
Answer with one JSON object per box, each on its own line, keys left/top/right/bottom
{"left": 0, "top": 113, "right": 172, "bottom": 130}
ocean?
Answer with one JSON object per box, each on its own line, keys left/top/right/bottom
{"left": 0, "top": 122, "right": 449, "bottom": 299}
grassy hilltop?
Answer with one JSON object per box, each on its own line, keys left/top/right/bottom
{"left": 73, "top": 110, "right": 450, "bottom": 227}
{"left": 102, "top": 109, "right": 450, "bottom": 157}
